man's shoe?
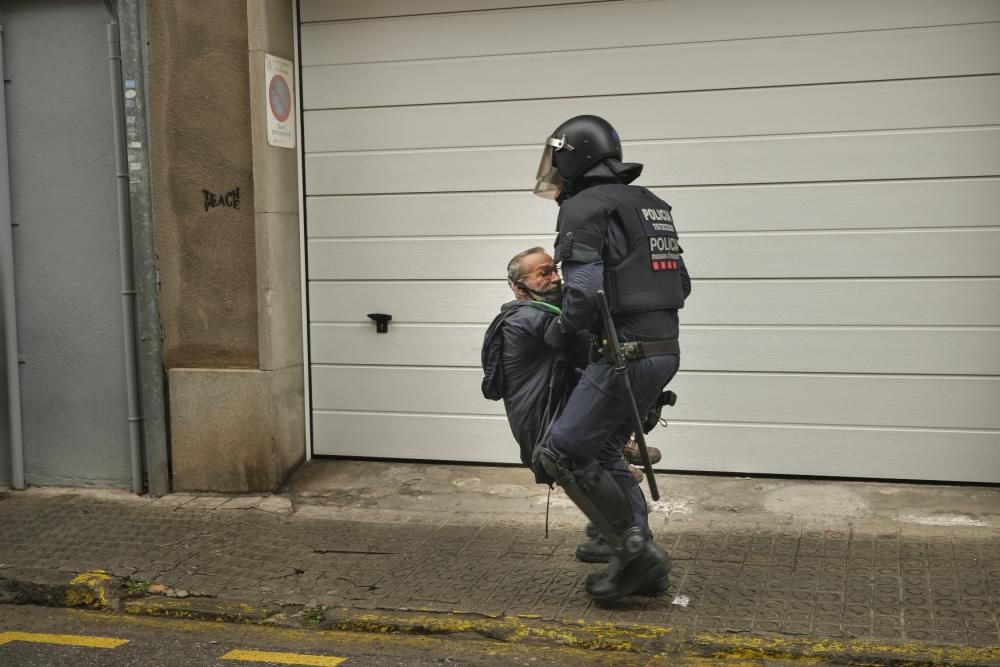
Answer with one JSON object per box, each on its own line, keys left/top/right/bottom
{"left": 575, "top": 536, "right": 614, "bottom": 563}
{"left": 628, "top": 464, "right": 644, "bottom": 484}
{"left": 624, "top": 438, "right": 661, "bottom": 466}
{"left": 577, "top": 523, "right": 613, "bottom": 563}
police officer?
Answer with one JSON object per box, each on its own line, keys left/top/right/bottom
{"left": 532, "top": 115, "right": 691, "bottom": 602}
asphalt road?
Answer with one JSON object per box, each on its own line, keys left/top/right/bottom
{"left": 0, "top": 603, "right": 837, "bottom": 666}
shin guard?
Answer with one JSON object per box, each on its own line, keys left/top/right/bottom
{"left": 538, "top": 449, "right": 639, "bottom": 551}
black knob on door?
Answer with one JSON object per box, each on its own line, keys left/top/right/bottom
{"left": 366, "top": 313, "right": 392, "bottom": 333}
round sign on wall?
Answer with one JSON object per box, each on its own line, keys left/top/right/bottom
{"left": 264, "top": 53, "right": 296, "bottom": 149}
{"left": 269, "top": 74, "right": 291, "bottom": 123}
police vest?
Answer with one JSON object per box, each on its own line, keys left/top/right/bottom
{"left": 554, "top": 184, "right": 685, "bottom": 315}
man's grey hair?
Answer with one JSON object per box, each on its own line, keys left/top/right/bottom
{"left": 507, "top": 247, "right": 547, "bottom": 286}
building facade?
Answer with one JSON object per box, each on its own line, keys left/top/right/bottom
{"left": 1, "top": 0, "right": 998, "bottom": 492}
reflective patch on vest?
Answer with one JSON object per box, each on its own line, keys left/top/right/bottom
{"left": 637, "top": 207, "right": 680, "bottom": 271}
{"left": 651, "top": 259, "right": 679, "bottom": 271}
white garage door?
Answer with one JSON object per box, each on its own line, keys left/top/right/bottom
{"left": 300, "top": 0, "right": 1000, "bottom": 482}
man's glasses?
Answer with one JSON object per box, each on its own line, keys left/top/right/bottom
{"left": 519, "top": 264, "right": 559, "bottom": 280}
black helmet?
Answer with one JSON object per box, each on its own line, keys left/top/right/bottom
{"left": 534, "top": 115, "right": 630, "bottom": 199}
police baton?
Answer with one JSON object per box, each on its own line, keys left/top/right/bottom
{"left": 596, "top": 290, "right": 660, "bottom": 501}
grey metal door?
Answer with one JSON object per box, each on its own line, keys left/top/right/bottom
{"left": 0, "top": 0, "right": 132, "bottom": 487}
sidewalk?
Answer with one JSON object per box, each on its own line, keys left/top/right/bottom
{"left": 1, "top": 461, "right": 998, "bottom": 665}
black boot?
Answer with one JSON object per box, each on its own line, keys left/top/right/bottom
{"left": 537, "top": 452, "right": 656, "bottom": 586}
{"left": 585, "top": 534, "right": 672, "bottom": 602}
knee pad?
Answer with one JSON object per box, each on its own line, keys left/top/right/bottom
{"left": 538, "top": 452, "right": 608, "bottom": 495}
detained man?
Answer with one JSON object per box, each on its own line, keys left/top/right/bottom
{"left": 480, "top": 247, "right": 643, "bottom": 563}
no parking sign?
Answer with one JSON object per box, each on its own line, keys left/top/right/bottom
{"left": 265, "top": 54, "right": 295, "bottom": 149}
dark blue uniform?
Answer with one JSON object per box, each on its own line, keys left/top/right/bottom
{"left": 531, "top": 114, "right": 690, "bottom": 601}
{"left": 542, "top": 184, "right": 690, "bottom": 536}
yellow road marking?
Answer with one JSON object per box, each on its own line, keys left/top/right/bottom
{"left": 0, "top": 631, "right": 128, "bottom": 649}
{"left": 221, "top": 649, "right": 346, "bottom": 666}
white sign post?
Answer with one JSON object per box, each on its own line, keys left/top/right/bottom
{"left": 264, "top": 54, "right": 295, "bottom": 149}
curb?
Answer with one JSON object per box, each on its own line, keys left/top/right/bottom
{"left": 1, "top": 568, "right": 998, "bottom": 666}
{"left": 123, "top": 598, "right": 279, "bottom": 624}
{"left": 0, "top": 567, "right": 119, "bottom": 611}
{"left": 320, "top": 608, "right": 1000, "bottom": 667}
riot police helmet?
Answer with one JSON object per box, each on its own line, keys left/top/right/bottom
{"left": 534, "top": 115, "right": 623, "bottom": 199}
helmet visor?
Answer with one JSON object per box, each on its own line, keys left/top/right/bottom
{"left": 533, "top": 136, "right": 566, "bottom": 199}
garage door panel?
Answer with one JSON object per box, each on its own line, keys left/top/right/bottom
{"left": 312, "top": 366, "right": 503, "bottom": 415}
{"left": 302, "top": 1, "right": 1000, "bottom": 66}
{"left": 305, "top": 77, "right": 1000, "bottom": 152}
{"left": 313, "top": 412, "right": 1000, "bottom": 482}
{"left": 311, "top": 324, "right": 482, "bottom": 367}
{"left": 309, "top": 237, "right": 547, "bottom": 280}
{"left": 663, "top": 422, "right": 1000, "bottom": 482}
{"left": 309, "top": 279, "right": 1000, "bottom": 326}
{"left": 310, "top": 324, "right": 1000, "bottom": 377}
{"left": 314, "top": 411, "right": 522, "bottom": 463}
{"left": 666, "top": 179, "right": 1000, "bottom": 235}
{"left": 299, "top": 0, "right": 600, "bottom": 24}
{"left": 307, "top": 229, "right": 1000, "bottom": 280}
{"left": 306, "top": 180, "right": 1000, "bottom": 237}
{"left": 305, "top": 129, "right": 1000, "bottom": 195}
{"left": 683, "top": 279, "right": 1000, "bottom": 326}
{"left": 307, "top": 192, "right": 552, "bottom": 238}
{"left": 309, "top": 281, "right": 512, "bottom": 323}
{"left": 688, "top": 228, "right": 1000, "bottom": 280}
{"left": 312, "top": 367, "right": 1000, "bottom": 430}
{"left": 694, "top": 371, "right": 999, "bottom": 428}
{"left": 686, "top": 328, "right": 1000, "bottom": 375}
{"left": 302, "top": 24, "right": 1000, "bottom": 109}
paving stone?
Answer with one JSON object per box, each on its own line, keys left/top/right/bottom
{"left": 151, "top": 494, "right": 198, "bottom": 507}
{"left": 256, "top": 496, "right": 293, "bottom": 514}
{"left": 183, "top": 496, "right": 230, "bottom": 510}
{"left": 218, "top": 496, "right": 265, "bottom": 510}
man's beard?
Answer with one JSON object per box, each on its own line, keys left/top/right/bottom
{"left": 536, "top": 283, "right": 563, "bottom": 307}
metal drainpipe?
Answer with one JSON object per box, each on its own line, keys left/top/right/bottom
{"left": 0, "top": 25, "right": 25, "bottom": 490}
{"left": 117, "top": 0, "right": 169, "bottom": 497}
{"left": 108, "top": 18, "right": 145, "bottom": 494}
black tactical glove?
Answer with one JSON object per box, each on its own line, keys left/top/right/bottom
{"left": 530, "top": 445, "right": 556, "bottom": 486}
{"left": 543, "top": 316, "right": 571, "bottom": 350}
{"left": 641, "top": 390, "right": 677, "bottom": 434}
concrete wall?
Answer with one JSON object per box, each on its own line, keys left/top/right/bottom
{"left": 0, "top": 0, "right": 132, "bottom": 487}
{"left": 148, "top": 0, "right": 259, "bottom": 369}
{"left": 148, "top": 0, "right": 304, "bottom": 492}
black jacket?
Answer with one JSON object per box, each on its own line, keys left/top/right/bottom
{"left": 481, "top": 300, "right": 587, "bottom": 466}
